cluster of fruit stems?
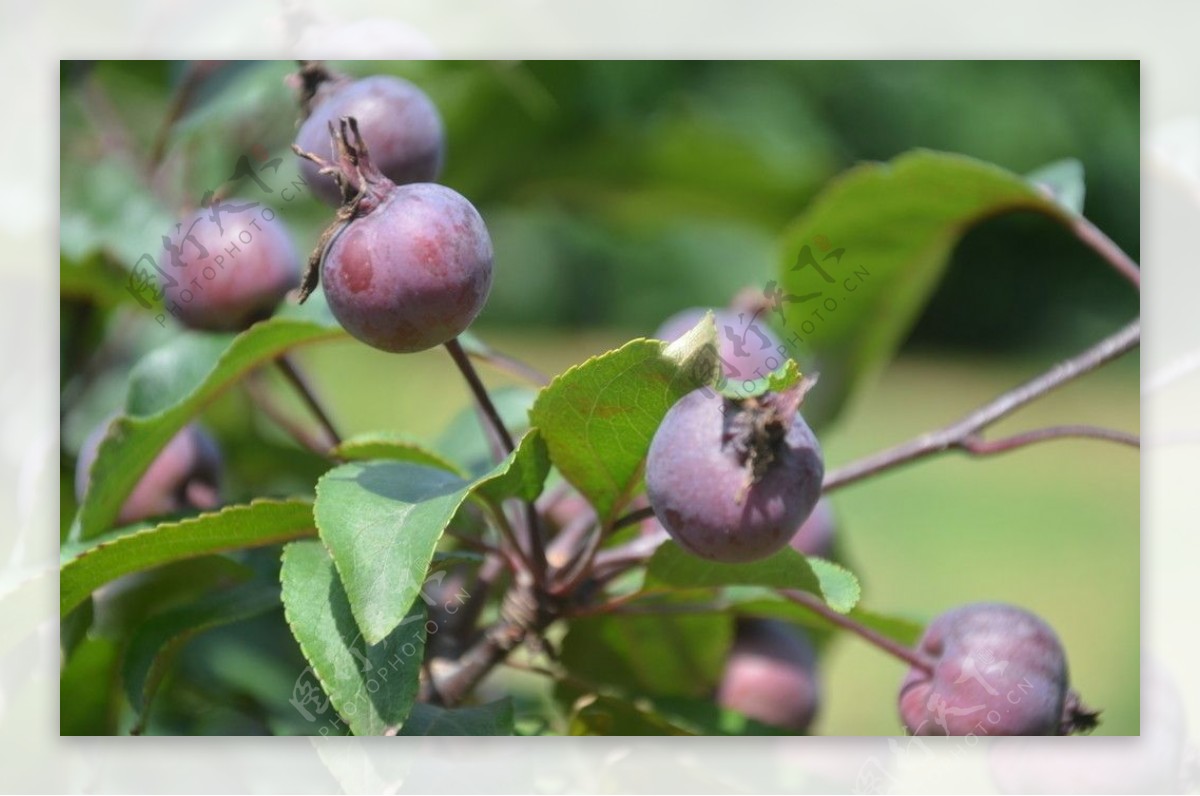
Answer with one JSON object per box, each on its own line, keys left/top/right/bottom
{"left": 267, "top": 204, "right": 1140, "bottom": 712}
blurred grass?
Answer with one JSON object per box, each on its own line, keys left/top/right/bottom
{"left": 297, "top": 329, "right": 1139, "bottom": 736}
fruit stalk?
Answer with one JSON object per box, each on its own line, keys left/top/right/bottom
{"left": 780, "top": 589, "right": 935, "bottom": 672}
{"left": 1071, "top": 213, "right": 1140, "bottom": 289}
{"left": 445, "top": 338, "right": 549, "bottom": 584}
{"left": 275, "top": 354, "right": 342, "bottom": 447}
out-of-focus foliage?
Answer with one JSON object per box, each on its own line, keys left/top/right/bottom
{"left": 62, "top": 61, "right": 1138, "bottom": 352}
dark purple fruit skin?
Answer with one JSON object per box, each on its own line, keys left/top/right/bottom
{"left": 322, "top": 183, "right": 493, "bottom": 353}
{"left": 161, "top": 204, "right": 300, "bottom": 331}
{"left": 656, "top": 308, "right": 787, "bottom": 382}
{"left": 297, "top": 75, "right": 444, "bottom": 206}
{"left": 717, "top": 619, "right": 820, "bottom": 732}
{"left": 75, "top": 421, "right": 222, "bottom": 525}
{"left": 899, "top": 603, "right": 1070, "bottom": 736}
{"left": 645, "top": 388, "right": 824, "bottom": 563}
{"left": 789, "top": 497, "right": 836, "bottom": 559}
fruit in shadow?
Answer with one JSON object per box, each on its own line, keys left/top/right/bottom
{"left": 76, "top": 420, "right": 222, "bottom": 525}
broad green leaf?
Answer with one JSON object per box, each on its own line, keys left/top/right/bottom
{"left": 645, "top": 542, "right": 860, "bottom": 614}
{"left": 1027, "top": 158, "right": 1085, "bottom": 215}
{"left": 649, "top": 696, "right": 793, "bottom": 736}
{"left": 280, "top": 541, "right": 425, "bottom": 736}
{"left": 777, "top": 150, "right": 1075, "bottom": 426}
{"left": 398, "top": 699, "right": 516, "bottom": 736}
{"left": 558, "top": 609, "right": 732, "bottom": 700}
{"left": 60, "top": 254, "right": 140, "bottom": 309}
{"left": 567, "top": 691, "right": 791, "bottom": 736}
{"left": 567, "top": 693, "right": 691, "bottom": 736}
{"left": 528, "top": 318, "right": 719, "bottom": 525}
{"left": 60, "top": 499, "right": 315, "bottom": 616}
{"left": 123, "top": 581, "right": 281, "bottom": 726}
{"left": 332, "top": 432, "right": 465, "bottom": 476}
{"left": 718, "top": 358, "right": 803, "bottom": 400}
{"left": 61, "top": 597, "right": 94, "bottom": 662}
{"left": 72, "top": 306, "right": 343, "bottom": 540}
{"left": 315, "top": 462, "right": 467, "bottom": 646}
{"left": 472, "top": 430, "right": 551, "bottom": 503}
{"left": 315, "top": 432, "right": 548, "bottom": 644}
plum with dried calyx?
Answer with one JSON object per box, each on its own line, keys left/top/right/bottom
{"left": 294, "top": 118, "right": 493, "bottom": 353}
{"left": 294, "top": 64, "right": 444, "bottom": 206}
{"left": 645, "top": 382, "right": 824, "bottom": 563}
{"left": 898, "top": 602, "right": 1099, "bottom": 736}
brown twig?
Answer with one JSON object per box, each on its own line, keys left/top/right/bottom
{"left": 467, "top": 345, "right": 550, "bottom": 387}
{"left": 822, "top": 320, "right": 1140, "bottom": 493}
{"left": 148, "top": 61, "right": 218, "bottom": 171}
{"left": 275, "top": 354, "right": 342, "bottom": 448}
{"left": 243, "top": 371, "right": 335, "bottom": 458}
{"left": 1072, "top": 214, "right": 1140, "bottom": 289}
{"left": 960, "top": 425, "right": 1138, "bottom": 455}
{"left": 445, "top": 338, "right": 515, "bottom": 453}
{"left": 779, "top": 590, "right": 935, "bottom": 672}
{"left": 445, "top": 338, "right": 550, "bottom": 587}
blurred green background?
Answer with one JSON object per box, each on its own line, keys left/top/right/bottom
{"left": 60, "top": 60, "right": 1139, "bottom": 735}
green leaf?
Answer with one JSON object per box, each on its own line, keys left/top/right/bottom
{"left": 398, "top": 699, "right": 516, "bottom": 736}
{"left": 331, "top": 432, "right": 465, "bottom": 476}
{"left": 315, "top": 432, "right": 549, "bottom": 644}
{"left": 472, "top": 430, "right": 551, "bottom": 504}
{"left": 280, "top": 541, "right": 426, "bottom": 736}
{"left": 123, "top": 581, "right": 281, "bottom": 726}
{"left": 644, "top": 542, "right": 860, "bottom": 614}
{"left": 61, "top": 597, "right": 94, "bottom": 662}
{"left": 528, "top": 318, "right": 719, "bottom": 525}
{"left": 72, "top": 310, "right": 343, "bottom": 540}
{"left": 558, "top": 609, "right": 732, "bottom": 700}
{"left": 315, "top": 462, "right": 468, "bottom": 646}
{"left": 566, "top": 693, "right": 692, "bottom": 736}
{"left": 60, "top": 499, "right": 315, "bottom": 617}
{"left": 718, "top": 358, "right": 803, "bottom": 399}
{"left": 777, "top": 149, "right": 1074, "bottom": 426}
{"left": 1026, "top": 158, "right": 1086, "bottom": 215}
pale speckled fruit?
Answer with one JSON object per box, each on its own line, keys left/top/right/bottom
{"left": 161, "top": 203, "right": 300, "bottom": 331}
{"left": 899, "top": 603, "right": 1079, "bottom": 736}
{"left": 321, "top": 183, "right": 493, "bottom": 353}
{"left": 297, "top": 75, "right": 444, "bottom": 206}
{"left": 717, "top": 619, "right": 820, "bottom": 732}
{"left": 76, "top": 421, "right": 222, "bottom": 525}
{"left": 656, "top": 307, "right": 787, "bottom": 382}
{"left": 645, "top": 388, "right": 824, "bottom": 563}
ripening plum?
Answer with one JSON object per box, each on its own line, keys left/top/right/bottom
{"left": 296, "top": 74, "right": 444, "bottom": 206}
{"left": 75, "top": 420, "right": 222, "bottom": 525}
{"left": 161, "top": 202, "right": 300, "bottom": 331}
{"left": 320, "top": 182, "right": 493, "bottom": 352}
{"left": 898, "top": 603, "right": 1098, "bottom": 736}
{"left": 645, "top": 386, "right": 824, "bottom": 563}
{"left": 717, "top": 619, "right": 820, "bottom": 732}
